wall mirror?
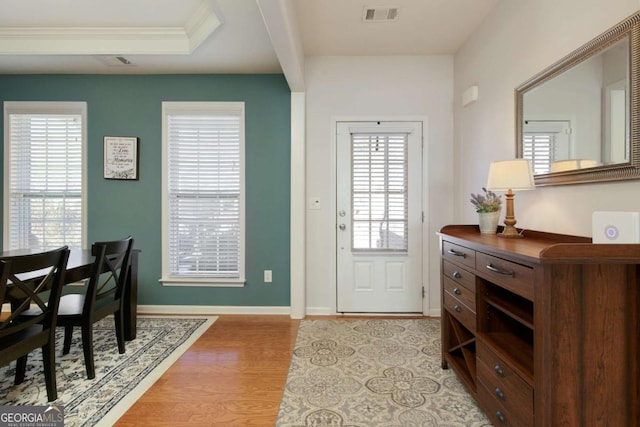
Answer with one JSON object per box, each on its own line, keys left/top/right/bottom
{"left": 515, "top": 11, "right": 640, "bottom": 186}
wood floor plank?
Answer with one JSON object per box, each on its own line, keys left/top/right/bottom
{"left": 114, "top": 315, "right": 299, "bottom": 427}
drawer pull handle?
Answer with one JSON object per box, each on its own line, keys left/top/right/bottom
{"left": 495, "top": 387, "right": 505, "bottom": 400}
{"left": 447, "top": 249, "right": 466, "bottom": 258}
{"left": 494, "top": 364, "right": 505, "bottom": 377}
{"left": 453, "top": 304, "right": 461, "bottom": 313}
{"left": 496, "top": 410, "right": 506, "bottom": 424}
{"left": 452, "top": 271, "right": 462, "bottom": 279}
{"left": 453, "top": 287, "right": 461, "bottom": 295}
{"left": 486, "top": 263, "right": 515, "bottom": 277}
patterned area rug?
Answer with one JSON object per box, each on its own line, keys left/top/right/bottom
{"left": 0, "top": 315, "right": 216, "bottom": 426}
{"left": 276, "top": 318, "right": 491, "bottom": 427}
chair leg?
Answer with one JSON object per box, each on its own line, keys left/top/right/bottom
{"left": 81, "top": 324, "right": 95, "bottom": 379}
{"left": 63, "top": 326, "right": 73, "bottom": 355}
{"left": 114, "top": 311, "right": 126, "bottom": 354}
{"left": 14, "top": 355, "right": 27, "bottom": 385}
{"left": 42, "top": 343, "right": 58, "bottom": 402}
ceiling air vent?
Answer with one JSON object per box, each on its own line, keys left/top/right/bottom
{"left": 362, "top": 7, "right": 399, "bottom": 22}
{"left": 95, "top": 55, "right": 135, "bottom": 67}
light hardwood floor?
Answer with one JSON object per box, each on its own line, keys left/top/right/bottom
{"left": 115, "top": 315, "right": 300, "bottom": 427}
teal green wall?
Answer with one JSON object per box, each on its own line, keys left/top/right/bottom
{"left": 0, "top": 74, "right": 291, "bottom": 307}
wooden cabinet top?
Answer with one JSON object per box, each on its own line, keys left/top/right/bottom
{"left": 438, "top": 224, "right": 640, "bottom": 265}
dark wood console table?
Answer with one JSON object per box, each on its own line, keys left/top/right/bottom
{"left": 438, "top": 225, "right": 639, "bottom": 426}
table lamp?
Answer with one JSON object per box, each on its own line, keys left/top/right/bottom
{"left": 486, "top": 159, "right": 535, "bottom": 238}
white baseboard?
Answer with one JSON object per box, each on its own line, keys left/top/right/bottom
{"left": 137, "top": 305, "right": 291, "bottom": 316}
{"left": 136, "top": 305, "right": 441, "bottom": 318}
{"left": 305, "top": 306, "right": 334, "bottom": 316}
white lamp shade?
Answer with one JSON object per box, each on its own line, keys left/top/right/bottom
{"left": 486, "top": 159, "right": 535, "bottom": 191}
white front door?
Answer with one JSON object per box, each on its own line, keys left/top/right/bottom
{"left": 336, "top": 121, "right": 423, "bottom": 313}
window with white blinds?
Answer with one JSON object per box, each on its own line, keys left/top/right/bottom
{"left": 523, "top": 133, "right": 554, "bottom": 174}
{"left": 351, "top": 133, "right": 408, "bottom": 252}
{"left": 161, "top": 102, "right": 245, "bottom": 285}
{"left": 3, "top": 102, "right": 86, "bottom": 251}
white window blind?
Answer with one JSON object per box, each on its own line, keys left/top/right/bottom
{"left": 523, "top": 133, "right": 553, "bottom": 174}
{"left": 351, "top": 133, "right": 408, "bottom": 252}
{"left": 164, "top": 103, "right": 245, "bottom": 282}
{"left": 5, "top": 106, "right": 84, "bottom": 250}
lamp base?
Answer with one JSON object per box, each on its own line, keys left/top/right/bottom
{"left": 497, "top": 225, "right": 523, "bottom": 238}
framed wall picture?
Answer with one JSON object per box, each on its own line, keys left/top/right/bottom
{"left": 104, "top": 136, "right": 139, "bottom": 180}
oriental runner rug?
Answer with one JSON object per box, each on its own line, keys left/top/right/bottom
{"left": 276, "top": 318, "right": 491, "bottom": 426}
{"left": 0, "top": 316, "right": 216, "bottom": 427}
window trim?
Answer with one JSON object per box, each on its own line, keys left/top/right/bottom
{"left": 160, "top": 101, "right": 246, "bottom": 287}
{"left": 3, "top": 101, "right": 88, "bottom": 250}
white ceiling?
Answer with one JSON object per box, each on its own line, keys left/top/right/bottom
{"left": 296, "top": 0, "right": 499, "bottom": 56}
{"left": 0, "top": 0, "right": 499, "bottom": 85}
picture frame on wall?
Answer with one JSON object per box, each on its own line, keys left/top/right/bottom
{"left": 104, "top": 136, "right": 139, "bottom": 180}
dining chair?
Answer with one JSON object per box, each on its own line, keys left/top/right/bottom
{"left": 56, "top": 237, "right": 134, "bottom": 379}
{"left": 0, "top": 246, "right": 70, "bottom": 402}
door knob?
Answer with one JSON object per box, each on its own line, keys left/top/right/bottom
{"left": 338, "top": 224, "right": 346, "bottom": 230}
{"left": 338, "top": 210, "right": 346, "bottom": 217}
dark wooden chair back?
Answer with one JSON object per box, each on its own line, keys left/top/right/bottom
{"left": 55, "top": 236, "right": 133, "bottom": 379}
{"left": 84, "top": 237, "right": 134, "bottom": 319}
{"left": 0, "top": 246, "right": 70, "bottom": 401}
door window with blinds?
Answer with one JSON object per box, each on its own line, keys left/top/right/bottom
{"left": 351, "top": 133, "right": 408, "bottom": 252}
{"left": 523, "top": 120, "right": 571, "bottom": 174}
{"left": 3, "top": 102, "right": 86, "bottom": 251}
{"left": 161, "top": 102, "right": 245, "bottom": 286}
{"left": 523, "top": 133, "right": 553, "bottom": 174}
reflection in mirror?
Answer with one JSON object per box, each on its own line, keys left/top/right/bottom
{"left": 522, "top": 38, "right": 628, "bottom": 175}
{"left": 603, "top": 76, "right": 629, "bottom": 164}
{"left": 516, "top": 11, "right": 640, "bottom": 186}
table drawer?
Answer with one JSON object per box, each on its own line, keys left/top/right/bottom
{"left": 443, "top": 291, "right": 476, "bottom": 332}
{"left": 442, "top": 241, "right": 475, "bottom": 270}
{"left": 442, "top": 260, "right": 475, "bottom": 292}
{"left": 443, "top": 277, "right": 475, "bottom": 311}
{"left": 476, "top": 252, "right": 533, "bottom": 301}
{"left": 477, "top": 339, "right": 533, "bottom": 415}
{"left": 477, "top": 379, "right": 533, "bottom": 427}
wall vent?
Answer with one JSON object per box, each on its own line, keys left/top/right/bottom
{"left": 362, "top": 7, "right": 399, "bottom": 22}
{"left": 95, "top": 55, "right": 135, "bottom": 67}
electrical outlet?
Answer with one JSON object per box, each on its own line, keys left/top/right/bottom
{"left": 264, "top": 270, "right": 272, "bottom": 283}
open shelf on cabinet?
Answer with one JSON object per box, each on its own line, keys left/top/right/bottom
{"left": 477, "top": 331, "right": 534, "bottom": 385}
{"left": 445, "top": 313, "right": 477, "bottom": 391}
{"left": 478, "top": 279, "right": 534, "bottom": 383}
{"left": 482, "top": 280, "right": 534, "bottom": 329}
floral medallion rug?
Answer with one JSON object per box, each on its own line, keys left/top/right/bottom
{"left": 0, "top": 315, "right": 216, "bottom": 427}
{"left": 276, "top": 318, "right": 491, "bottom": 427}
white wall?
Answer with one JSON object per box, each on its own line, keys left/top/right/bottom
{"left": 454, "top": 0, "right": 640, "bottom": 235}
{"left": 305, "top": 55, "right": 453, "bottom": 315}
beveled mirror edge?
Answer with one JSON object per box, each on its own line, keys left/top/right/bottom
{"left": 515, "top": 11, "right": 640, "bottom": 186}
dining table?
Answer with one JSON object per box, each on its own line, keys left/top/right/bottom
{"left": 1, "top": 248, "right": 139, "bottom": 341}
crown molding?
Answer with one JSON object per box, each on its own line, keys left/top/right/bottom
{"left": 0, "top": 1, "right": 220, "bottom": 55}
{"left": 0, "top": 27, "right": 189, "bottom": 54}
{"left": 185, "top": 0, "right": 222, "bottom": 52}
